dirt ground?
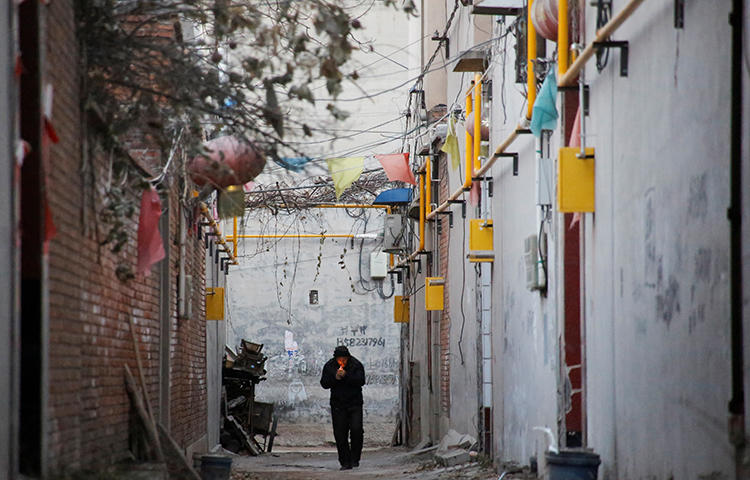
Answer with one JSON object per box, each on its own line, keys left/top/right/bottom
{"left": 229, "top": 446, "right": 531, "bottom": 480}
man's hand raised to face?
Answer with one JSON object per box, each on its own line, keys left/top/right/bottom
{"left": 336, "top": 367, "right": 346, "bottom": 380}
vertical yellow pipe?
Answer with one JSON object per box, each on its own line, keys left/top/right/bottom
{"left": 426, "top": 155, "right": 432, "bottom": 215}
{"left": 419, "top": 172, "right": 425, "bottom": 251}
{"left": 473, "top": 74, "right": 482, "bottom": 172}
{"left": 527, "top": 0, "right": 537, "bottom": 119}
{"left": 233, "top": 216, "right": 238, "bottom": 257}
{"left": 464, "top": 91, "right": 473, "bottom": 190}
{"left": 558, "top": 0, "right": 569, "bottom": 76}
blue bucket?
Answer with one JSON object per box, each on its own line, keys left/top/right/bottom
{"left": 546, "top": 451, "right": 601, "bottom": 480}
{"left": 200, "top": 455, "right": 233, "bottom": 480}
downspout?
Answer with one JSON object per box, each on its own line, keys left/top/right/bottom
{"left": 729, "top": 0, "right": 745, "bottom": 478}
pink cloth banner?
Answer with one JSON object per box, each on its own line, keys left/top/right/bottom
{"left": 375, "top": 153, "right": 416, "bottom": 185}
{"left": 137, "top": 187, "right": 166, "bottom": 276}
{"left": 569, "top": 106, "right": 582, "bottom": 230}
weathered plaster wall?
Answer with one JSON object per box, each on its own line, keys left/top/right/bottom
{"left": 584, "top": 1, "right": 735, "bottom": 478}
{"left": 227, "top": 209, "right": 400, "bottom": 425}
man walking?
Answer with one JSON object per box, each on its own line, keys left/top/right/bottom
{"left": 320, "top": 345, "right": 366, "bottom": 470}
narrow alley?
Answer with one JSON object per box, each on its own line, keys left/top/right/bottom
{"left": 1, "top": 0, "right": 749, "bottom": 479}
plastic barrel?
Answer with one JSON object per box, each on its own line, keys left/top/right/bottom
{"left": 545, "top": 451, "right": 601, "bottom": 480}
{"left": 200, "top": 455, "right": 233, "bottom": 480}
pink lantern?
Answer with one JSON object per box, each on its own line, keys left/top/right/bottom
{"left": 188, "top": 136, "right": 266, "bottom": 188}
{"left": 531, "top": 0, "right": 558, "bottom": 41}
{"left": 465, "top": 115, "right": 490, "bottom": 141}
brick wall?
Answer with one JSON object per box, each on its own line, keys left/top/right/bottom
{"left": 437, "top": 154, "right": 451, "bottom": 416}
{"left": 43, "top": 0, "right": 207, "bottom": 471}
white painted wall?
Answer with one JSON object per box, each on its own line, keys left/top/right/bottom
{"left": 227, "top": 208, "right": 400, "bottom": 426}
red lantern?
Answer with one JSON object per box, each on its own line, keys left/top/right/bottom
{"left": 465, "top": 115, "right": 490, "bottom": 141}
{"left": 531, "top": 0, "right": 558, "bottom": 41}
{"left": 188, "top": 136, "right": 266, "bottom": 188}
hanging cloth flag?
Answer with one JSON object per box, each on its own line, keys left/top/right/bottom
{"left": 440, "top": 114, "right": 461, "bottom": 170}
{"left": 276, "top": 156, "right": 312, "bottom": 172}
{"left": 568, "top": 105, "right": 582, "bottom": 148}
{"left": 375, "top": 153, "right": 416, "bottom": 185}
{"left": 327, "top": 157, "right": 364, "bottom": 200}
{"left": 530, "top": 69, "right": 558, "bottom": 137}
{"left": 137, "top": 186, "right": 166, "bottom": 276}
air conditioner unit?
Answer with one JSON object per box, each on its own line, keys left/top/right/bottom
{"left": 383, "top": 214, "right": 406, "bottom": 253}
{"left": 524, "top": 235, "right": 539, "bottom": 290}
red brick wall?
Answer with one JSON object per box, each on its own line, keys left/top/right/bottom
{"left": 437, "top": 154, "right": 451, "bottom": 416}
{"left": 43, "top": 0, "right": 207, "bottom": 471}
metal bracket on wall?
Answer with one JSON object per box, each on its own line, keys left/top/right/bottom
{"left": 495, "top": 152, "right": 519, "bottom": 176}
{"left": 431, "top": 31, "right": 449, "bottom": 58}
{"left": 515, "top": 128, "right": 533, "bottom": 135}
{"left": 593, "top": 41, "right": 629, "bottom": 76}
{"left": 409, "top": 258, "right": 422, "bottom": 274}
{"left": 674, "top": 0, "right": 684, "bottom": 28}
{"left": 437, "top": 210, "right": 454, "bottom": 228}
{"left": 557, "top": 84, "right": 590, "bottom": 116}
{"left": 448, "top": 199, "right": 466, "bottom": 218}
{"left": 417, "top": 251, "right": 433, "bottom": 268}
{"left": 205, "top": 232, "right": 218, "bottom": 251}
{"left": 472, "top": 176, "right": 494, "bottom": 197}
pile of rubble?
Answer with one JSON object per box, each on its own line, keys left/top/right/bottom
{"left": 220, "top": 340, "right": 277, "bottom": 456}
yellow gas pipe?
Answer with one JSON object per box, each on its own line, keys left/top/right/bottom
{"left": 233, "top": 216, "right": 238, "bottom": 257}
{"left": 464, "top": 89, "right": 473, "bottom": 191}
{"left": 527, "top": 0, "right": 537, "bottom": 119}
{"left": 558, "top": 0, "right": 569, "bottom": 76}
{"left": 419, "top": 171, "right": 425, "bottom": 251}
{"left": 473, "top": 73, "right": 482, "bottom": 172}
{"left": 425, "top": 156, "right": 432, "bottom": 215}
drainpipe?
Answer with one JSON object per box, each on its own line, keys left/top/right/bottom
{"left": 728, "top": 0, "right": 745, "bottom": 478}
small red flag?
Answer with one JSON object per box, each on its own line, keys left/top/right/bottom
{"left": 137, "top": 187, "right": 166, "bottom": 276}
{"left": 375, "top": 153, "right": 416, "bottom": 185}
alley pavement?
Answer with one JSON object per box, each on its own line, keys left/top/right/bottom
{"left": 229, "top": 447, "right": 526, "bottom": 480}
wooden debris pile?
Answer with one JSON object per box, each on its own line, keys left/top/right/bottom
{"left": 220, "top": 340, "right": 277, "bottom": 455}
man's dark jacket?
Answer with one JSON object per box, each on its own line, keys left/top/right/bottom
{"left": 320, "top": 356, "right": 366, "bottom": 409}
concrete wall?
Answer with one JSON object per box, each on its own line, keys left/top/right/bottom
{"left": 227, "top": 208, "right": 400, "bottom": 426}
{"left": 584, "top": 2, "right": 735, "bottom": 477}
{"left": 1, "top": 2, "right": 17, "bottom": 476}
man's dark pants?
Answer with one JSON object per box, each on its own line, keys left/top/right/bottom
{"left": 331, "top": 404, "right": 363, "bottom": 468}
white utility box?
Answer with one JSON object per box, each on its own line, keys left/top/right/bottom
{"left": 370, "top": 251, "right": 388, "bottom": 279}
